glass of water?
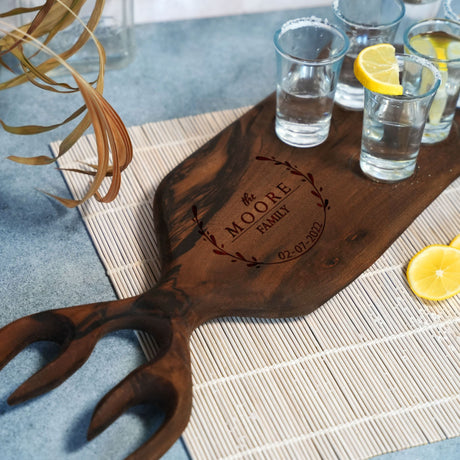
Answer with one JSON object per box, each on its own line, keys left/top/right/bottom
{"left": 404, "top": 18, "right": 460, "bottom": 143}
{"left": 360, "top": 54, "right": 440, "bottom": 182}
{"left": 274, "top": 17, "right": 349, "bottom": 148}
{"left": 332, "top": 0, "right": 405, "bottom": 111}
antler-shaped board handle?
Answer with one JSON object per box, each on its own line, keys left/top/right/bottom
{"left": 0, "top": 290, "right": 192, "bottom": 460}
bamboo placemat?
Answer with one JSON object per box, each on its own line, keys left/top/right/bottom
{"left": 51, "top": 108, "right": 460, "bottom": 460}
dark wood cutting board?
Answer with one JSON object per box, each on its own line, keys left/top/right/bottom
{"left": 153, "top": 93, "right": 459, "bottom": 325}
{"left": 1, "top": 93, "right": 459, "bottom": 460}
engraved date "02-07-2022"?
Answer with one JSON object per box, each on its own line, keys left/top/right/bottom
{"left": 278, "top": 221, "right": 323, "bottom": 261}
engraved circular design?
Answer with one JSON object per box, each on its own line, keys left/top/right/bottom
{"left": 192, "top": 156, "right": 329, "bottom": 267}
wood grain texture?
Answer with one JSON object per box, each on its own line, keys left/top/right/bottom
{"left": 154, "top": 93, "right": 459, "bottom": 326}
{"left": 1, "top": 93, "right": 459, "bottom": 459}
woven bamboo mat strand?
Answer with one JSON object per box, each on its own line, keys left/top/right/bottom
{"left": 51, "top": 107, "right": 460, "bottom": 460}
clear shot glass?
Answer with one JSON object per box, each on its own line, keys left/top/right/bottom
{"left": 360, "top": 54, "right": 441, "bottom": 183}
{"left": 332, "top": 0, "right": 405, "bottom": 111}
{"left": 274, "top": 17, "right": 349, "bottom": 148}
{"left": 404, "top": 18, "right": 460, "bottom": 143}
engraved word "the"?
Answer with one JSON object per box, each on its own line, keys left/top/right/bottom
{"left": 225, "top": 183, "right": 292, "bottom": 238}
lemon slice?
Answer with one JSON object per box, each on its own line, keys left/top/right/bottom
{"left": 409, "top": 34, "right": 449, "bottom": 124}
{"left": 409, "top": 35, "right": 438, "bottom": 59}
{"left": 407, "top": 245, "right": 460, "bottom": 300}
{"left": 353, "top": 44, "right": 403, "bottom": 95}
{"left": 447, "top": 41, "right": 460, "bottom": 60}
{"left": 428, "top": 72, "right": 448, "bottom": 124}
{"left": 450, "top": 234, "right": 460, "bottom": 250}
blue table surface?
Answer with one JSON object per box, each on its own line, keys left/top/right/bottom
{"left": 0, "top": 6, "right": 458, "bottom": 460}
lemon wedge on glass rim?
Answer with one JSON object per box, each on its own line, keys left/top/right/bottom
{"left": 353, "top": 43, "right": 403, "bottom": 95}
{"left": 407, "top": 244, "right": 460, "bottom": 301}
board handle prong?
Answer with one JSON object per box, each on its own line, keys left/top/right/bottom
{"left": 88, "top": 317, "right": 193, "bottom": 460}
{"left": 0, "top": 292, "right": 193, "bottom": 459}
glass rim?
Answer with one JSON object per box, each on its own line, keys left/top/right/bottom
{"left": 273, "top": 16, "right": 350, "bottom": 65}
{"left": 332, "top": 0, "right": 405, "bottom": 30}
{"left": 365, "top": 53, "right": 441, "bottom": 100}
{"left": 404, "top": 18, "right": 460, "bottom": 63}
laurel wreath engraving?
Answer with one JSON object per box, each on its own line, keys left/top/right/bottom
{"left": 192, "top": 156, "right": 329, "bottom": 267}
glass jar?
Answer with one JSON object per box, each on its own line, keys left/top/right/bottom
{"left": 403, "top": 0, "right": 442, "bottom": 20}
{"left": 396, "top": 0, "right": 442, "bottom": 42}
{"left": 11, "top": 0, "right": 135, "bottom": 74}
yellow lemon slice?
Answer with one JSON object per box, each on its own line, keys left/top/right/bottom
{"left": 407, "top": 245, "right": 460, "bottom": 300}
{"left": 409, "top": 35, "right": 438, "bottom": 59}
{"left": 353, "top": 43, "right": 403, "bottom": 95}
{"left": 450, "top": 234, "right": 460, "bottom": 250}
{"left": 429, "top": 34, "right": 450, "bottom": 62}
{"left": 408, "top": 33, "right": 449, "bottom": 124}
{"left": 447, "top": 41, "right": 460, "bottom": 60}
{"left": 427, "top": 72, "right": 448, "bottom": 125}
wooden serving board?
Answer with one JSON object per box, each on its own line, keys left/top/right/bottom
{"left": 154, "top": 93, "right": 459, "bottom": 324}
{"left": 0, "top": 93, "right": 459, "bottom": 460}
